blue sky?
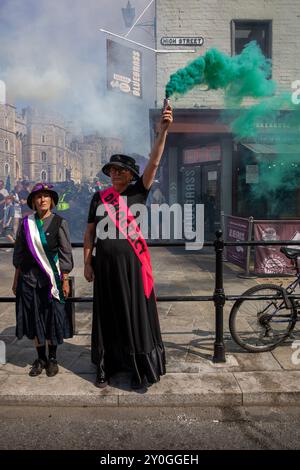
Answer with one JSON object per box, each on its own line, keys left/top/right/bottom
{"left": 0, "top": 0, "right": 156, "bottom": 154}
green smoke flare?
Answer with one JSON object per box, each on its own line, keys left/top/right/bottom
{"left": 165, "top": 41, "right": 276, "bottom": 104}
{"left": 165, "top": 42, "right": 300, "bottom": 218}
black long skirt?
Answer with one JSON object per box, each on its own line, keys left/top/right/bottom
{"left": 92, "top": 238, "right": 166, "bottom": 384}
{"left": 16, "top": 276, "right": 73, "bottom": 345}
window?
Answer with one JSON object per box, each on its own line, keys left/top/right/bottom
{"left": 4, "top": 163, "right": 9, "bottom": 176}
{"left": 41, "top": 151, "right": 47, "bottom": 162}
{"left": 41, "top": 170, "right": 47, "bottom": 181}
{"left": 42, "top": 135, "right": 45, "bottom": 143}
{"left": 183, "top": 145, "right": 221, "bottom": 164}
{"left": 231, "top": 20, "right": 272, "bottom": 58}
{"left": 4, "top": 139, "right": 9, "bottom": 151}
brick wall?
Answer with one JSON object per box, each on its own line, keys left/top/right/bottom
{"left": 156, "top": 0, "right": 300, "bottom": 108}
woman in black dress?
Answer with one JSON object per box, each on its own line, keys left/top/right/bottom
{"left": 12, "top": 183, "right": 73, "bottom": 377}
{"left": 84, "top": 105, "right": 173, "bottom": 389}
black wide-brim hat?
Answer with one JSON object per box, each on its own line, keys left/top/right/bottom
{"left": 102, "top": 154, "right": 140, "bottom": 180}
{"left": 27, "top": 182, "right": 59, "bottom": 209}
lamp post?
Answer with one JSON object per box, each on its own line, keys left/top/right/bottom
{"left": 122, "top": 0, "right": 156, "bottom": 39}
{"left": 100, "top": 1, "right": 195, "bottom": 53}
{"left": 122, "top": 1, "right": 135, "bottom": 28}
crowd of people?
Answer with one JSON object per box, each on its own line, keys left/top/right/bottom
{"left": 0, "top": 178, "right": 112, "bottom": 245}
{"left": 0, "top": 176, "right": 169, "bottom": 245}
{"left": 0, "top": 179, "right": 32, "bottom": 248}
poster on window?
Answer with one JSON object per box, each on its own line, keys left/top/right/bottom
{"left": 107, "top": 39, "right": 142, "bottom": 99}
{"left": 254, "top": 221, "right": 300, "bottom": 274}
{"left": 226, "top": 216, "right": 249, "bottom": 270}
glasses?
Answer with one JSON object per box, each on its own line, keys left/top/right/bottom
{"left": 109, "top": 166, "right": 129, "bottom": 175}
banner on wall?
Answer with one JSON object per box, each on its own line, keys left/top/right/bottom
{"left": 225, "top": 216, "right": 250, "bottom": 270}
{"left": 107, "top": 39, "right": 142, "bottom": 99}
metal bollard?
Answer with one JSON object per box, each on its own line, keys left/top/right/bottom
{"left": 0, "top": 340, "right": 6, "bottom": 365}
{"left": 213, "top": 229, "right": 226, "bottom": 363}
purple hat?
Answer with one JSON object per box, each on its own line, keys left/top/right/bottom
{"left": 27, "top": 182, "right": 59, "bottom": 209}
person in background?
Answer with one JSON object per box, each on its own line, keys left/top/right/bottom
{"left": 0, "top": 179, "right": 9, "bottom": 234}
{"left": 12, "top": 182, "right": 23, "bottom": 238}
{"left": 3, "top": 195, "right": 15, "bottom": 245}
{"left": 18, "top": 181, "right": 32, "bottom": 218}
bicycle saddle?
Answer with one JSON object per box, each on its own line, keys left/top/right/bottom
{"left": 280, "top": 246, "right": 300, "bottom": 259}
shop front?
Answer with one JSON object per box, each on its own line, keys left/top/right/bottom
{"left": 233, "top": 139, "right": 300, "bottom": 220}
{"left": 149, "top": 109, "right": 233, "bottom": 239}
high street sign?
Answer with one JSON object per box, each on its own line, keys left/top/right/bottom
{"left": 160, "top": 37, "right": 204, "bottom": 46}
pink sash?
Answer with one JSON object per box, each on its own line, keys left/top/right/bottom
{"left": 99, "top": 187, "right": 154, "bottom": 299}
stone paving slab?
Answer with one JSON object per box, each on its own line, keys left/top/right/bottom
{"left": 1, "top": 368, "right": 300, "bottom": 407}
{"left": 234, "top": 371, "right": 300, "bottom": 405}
{"left": 0, "top": 371, "right": 119, "bottom": 406}
{"left": 1, "top": 247, "right": 300, "bottom": 407}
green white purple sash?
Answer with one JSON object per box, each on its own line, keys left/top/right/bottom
{"left": 23, "top": 214, "right": 64, "bottom": 303}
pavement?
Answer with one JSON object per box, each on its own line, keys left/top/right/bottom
{"left": 0, "top": 246, "right": 300, "bottom": 407}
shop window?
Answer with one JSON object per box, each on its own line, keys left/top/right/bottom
{"left": 231, "top": 20, "right": 272, "bottom": 59}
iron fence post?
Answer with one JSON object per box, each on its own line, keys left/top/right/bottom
{"left": 213, "top": 229, "right": 226, "bottom": 363}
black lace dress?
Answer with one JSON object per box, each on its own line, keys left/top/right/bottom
{"left": 87, "top": 177, "right": 166, "bottom": 384}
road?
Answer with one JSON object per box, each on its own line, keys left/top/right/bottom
{"left": 0, "top": 405, "right": 300, "bottom": 450}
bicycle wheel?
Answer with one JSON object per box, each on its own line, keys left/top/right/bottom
{"left": 229, "top": 284, "right": 297, "bottom": 352}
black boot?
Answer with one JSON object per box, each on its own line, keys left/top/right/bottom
{"left": 29, "top": 358, "right": 46, "bottom": 377}
{"left": 46, "top": 358, "right": 59, "bottom": 377}
{"left": 29, "top": 345, "right": 47, "bottom": 377}
{"left": 95, "top": 366, "right": 108, "bottom": 388}
{"left": 46, "top": 344, "right": 59, "bottom": 377}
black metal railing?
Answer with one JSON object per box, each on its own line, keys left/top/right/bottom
{"left": 1, "top": 232, "right": 300, "bottom": 363}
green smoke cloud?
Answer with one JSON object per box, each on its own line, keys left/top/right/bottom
{"left": 166, "top": 42, "right": 300, "bottom": 218}
{"left": 165, "top": 41, "right": 276, "bottom": 104}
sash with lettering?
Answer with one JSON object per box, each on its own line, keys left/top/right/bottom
{"left": 99, "top": 187, "right": 154, "bottom": 299}
{"left": 23, "top": 214, "right": 64, "bottom": 303}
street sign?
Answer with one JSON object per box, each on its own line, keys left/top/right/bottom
{"left": 160, "top": 37, "right": 204, "bottom": 46}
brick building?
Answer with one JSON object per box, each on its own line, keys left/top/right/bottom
{"left": 0, "top": 103, "right": 123, "bottom": 186}
{"left": 151, "top": 0, "right": 300, "bottom": 230}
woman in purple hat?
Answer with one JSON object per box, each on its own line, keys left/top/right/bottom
{"left": 83, "top": 105, "right": 173, "bottom": 389}
{"left": 12, "top": 183, "right": 74, "bottom": 377}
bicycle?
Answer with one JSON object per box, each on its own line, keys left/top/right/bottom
{"left": 229, "top": 246, "right": 300, "bottom": 352}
